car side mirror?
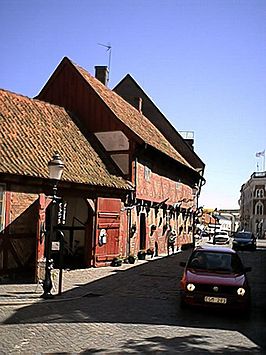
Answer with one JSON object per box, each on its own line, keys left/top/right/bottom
{"left": 244, "top": 266, "right": 252, "bottom": 272}
{"left": 180, "top": 261, "right": 186, "bottom": 267}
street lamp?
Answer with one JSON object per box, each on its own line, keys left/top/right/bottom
{"left": 41, "top": 152, "right": 64, "bottom": 299}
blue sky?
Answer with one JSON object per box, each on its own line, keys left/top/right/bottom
{"left": 1, "top": 0, "right": 265, "bottom": 209}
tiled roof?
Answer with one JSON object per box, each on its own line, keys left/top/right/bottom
{"left": 0, "top": 89, "right": 132, "bottom": 190}
{"left": 69, "top": 59, "right": 194, "bottom": 170}
{"left": 113, "top": 74, "right": 205, "bottom": 171}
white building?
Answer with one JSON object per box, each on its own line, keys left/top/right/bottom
{"left": 239, "top": 172, "right": 266, "bottom": 238}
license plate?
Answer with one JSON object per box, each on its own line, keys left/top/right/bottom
{"left": 204, "top": 296, "right": 227, "bottom": 304}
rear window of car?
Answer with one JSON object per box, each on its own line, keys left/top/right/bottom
{"left": 235, "top": 233, "right": 252, "bottom": 239}
{"left": 188, "top": 251, "right": 244, "bottom": 273}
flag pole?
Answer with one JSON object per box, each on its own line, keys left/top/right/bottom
{"left": 255, "top": 150, "right": 266, "bottom": 172}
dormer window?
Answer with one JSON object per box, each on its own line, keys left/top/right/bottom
{"left": 94, "top": 130, "right": 130, "bottom": 175}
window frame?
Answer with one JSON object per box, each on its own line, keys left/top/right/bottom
{"left": 255, "top": 201, "right": 263, "bottom": 216}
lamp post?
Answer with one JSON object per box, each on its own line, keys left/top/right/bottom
{"left": 42, "top": 152, "right": 64, "bottom": 299}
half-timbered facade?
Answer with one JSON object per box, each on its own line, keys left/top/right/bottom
{"left": 0, "top": 57, "right": 205, "bottom": 280}
{"left": 37, "top": 57, "right": 205, "bottom": 261}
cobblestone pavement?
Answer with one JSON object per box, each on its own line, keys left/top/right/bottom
{"left": 0, "top": 242, "right": 265, "bottom": 354}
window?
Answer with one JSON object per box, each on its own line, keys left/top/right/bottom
{"left": 255, "top": 189, "right": 264, "bottom": 198}
{"left": 0, "top": 185, "right": 5, "bottom": 232}
{"left": 255, "top": 202, "right": 263, "bottom": 216}
{"left": 188, "top": 251, "right": 244, "bottom": 273}
{"left": 144, "top": 166, "right": 151, "bottom": 181}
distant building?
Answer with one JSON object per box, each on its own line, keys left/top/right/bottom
{"left": 239, "top": 172, "right": 266, "bottom": 238}
{"left": 199, "top": 208, "right": 239, "bottom": 236}
{"left": 219, "top": 209, "right": 240, "bottom": 234}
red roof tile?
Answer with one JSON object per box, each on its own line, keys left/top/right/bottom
{"left": 0, "top": 89, "right": 132, "bottom": 190}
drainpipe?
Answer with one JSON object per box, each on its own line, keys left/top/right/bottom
{"left": 126, "top": 157, "right": 138, "bottom": 257}
{"left": 127, "top": 208, "right": 132, "bottom": 256}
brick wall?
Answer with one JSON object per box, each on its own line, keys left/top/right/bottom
{"left": 8, "top": 192, "right": 39, "bottom": 234}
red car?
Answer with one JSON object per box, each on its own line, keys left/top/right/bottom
{"left": 180, "top": 245, "right": 251, "bottom": 311}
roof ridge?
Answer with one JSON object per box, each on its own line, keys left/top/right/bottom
{"left": 70, "top": 60, "right": 155, "bottom": 117}
{"left": 0, "top": 88, "right": 68, "bottom": 112}
{"left": 67, "top": 60, "right": 193, "bottom": 170}
{"left": 0, "top": 88, "right": 33, "bottom": 101}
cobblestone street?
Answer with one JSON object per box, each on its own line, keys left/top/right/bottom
{"left": 0, "top": 242, "right": 266, "bottom": 354}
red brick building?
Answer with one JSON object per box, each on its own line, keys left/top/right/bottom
{"left": 0, "top": 57, "right": 205, "bottom": 280}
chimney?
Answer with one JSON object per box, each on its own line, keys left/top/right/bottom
{"left": 95, "top": 66, "right": 109, "bottom": 86}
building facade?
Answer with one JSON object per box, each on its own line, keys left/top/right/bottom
{"left": 239, "top": 172, "right": 266, "bottom": 238}
{"left": 0, "top": 57, "right": 205, "bottom": 280}
{"left": 0, "top": 88, "right": 132, "bottom": 279}
{"left": 198, "top": 209, "right": 239, "bottom": 236}
{"left": 37, "top": 57, "right": 205, "bottom": 259}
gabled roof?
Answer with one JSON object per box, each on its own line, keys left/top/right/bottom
{"left": 0, "top": 89, "right": 132, "bottom": 190}
{"left": 64, "top": 57, "right": 194, "bottom": 171}
{"left": 113, "top": 74, "right": 205, "bottom": 171}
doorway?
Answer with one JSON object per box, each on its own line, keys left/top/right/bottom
{"left": 139, "top": 212, "right": 146, "bottom": 250}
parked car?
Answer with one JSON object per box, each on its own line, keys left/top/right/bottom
{"left": 232, "top": 231, "right": 256, "bottom": 251}
{"left": 179, "top": 245, "right": 251, "bottom": 311}
{"left": 200, "top": 230, "right": 210, "bottom": 239}
{"left": 213, "top": 231, "right": 231, "bottom": 246}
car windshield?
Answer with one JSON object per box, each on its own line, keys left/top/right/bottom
{"left": 188, "top": 251, "right": 244, "bottom": 273}
{"left": 235, "top": 233, "right": 252, "bottom": 239}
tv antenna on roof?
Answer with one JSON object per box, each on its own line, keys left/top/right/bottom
{"left": 98, "top": 42, "right": 112, "bottom": 81}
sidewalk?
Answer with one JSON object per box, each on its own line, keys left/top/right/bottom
{"left": 1, "top": 238, "right": 227, "bottom": 307}
{"left": 0, "top": 251, "right": 184, "bottom": 306}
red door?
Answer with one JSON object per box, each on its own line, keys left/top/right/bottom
{"left": 94, "top": 197, "right": 121, "bottom": 266}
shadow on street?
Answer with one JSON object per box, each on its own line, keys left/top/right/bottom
{"left": 2, "top": 246, "right": 266, "bottom": 353}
